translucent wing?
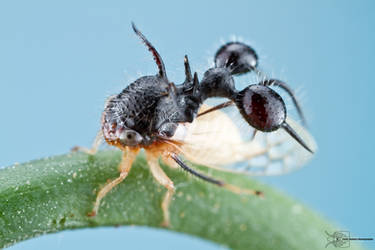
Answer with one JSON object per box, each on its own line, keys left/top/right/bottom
{"left": 172, "top": 104, "right": 317, "bottom": 176}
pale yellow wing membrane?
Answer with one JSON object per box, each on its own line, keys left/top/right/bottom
{"left": 173, "top": 104, "right": 316, "bottom": 176}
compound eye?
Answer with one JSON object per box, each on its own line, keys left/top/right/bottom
{"left": 119, "top": 129, "right": 143, "bottom": 146}
{"left": 236, "top": 85, "right": 286, "bottom": 132}
{"left": 214, "top": 42, "right": 258, "bottom": 75}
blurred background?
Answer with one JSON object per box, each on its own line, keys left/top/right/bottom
{"left": 1, "top": 0, "right": 374, "bottom": 249}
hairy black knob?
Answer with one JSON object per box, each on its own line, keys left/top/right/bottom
{"left": 236, "top": 85, "right": 286, "bottom": 132}
{"left": 215, "top": 42, "right": 258, "bottom": 75}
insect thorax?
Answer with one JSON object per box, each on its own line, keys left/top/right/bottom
{"left": 101, "top": 75, "right": 196, "bottom": 146}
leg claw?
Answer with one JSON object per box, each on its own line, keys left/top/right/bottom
{"left": 161, "top": 220, "right": 170, "bottom": 228}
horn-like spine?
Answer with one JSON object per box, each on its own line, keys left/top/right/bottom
{"left": 282, "top": 122, "right": 313, "bottom": 153}
{"left": 131, "top": 22, "right": 167, "bottom": 79}
{"left": 184, "top": 55, "right": 192, "bottom": 83}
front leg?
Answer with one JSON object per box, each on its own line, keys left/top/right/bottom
{"left": 146, "top": 151, "right": 175, "bottom": 227}
{"left": 72, "top": 95, "right": 116, "bottom": 155}
{"left": 72, "top": 130, "right": 103, "bottom": 155}
{"left": 88, "top": 147, "right": 139, "bottom": 217}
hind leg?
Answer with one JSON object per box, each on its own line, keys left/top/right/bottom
{"left": 88, "top": 147, "right": 139, "bottom": 216}
{"left": 146, "top": 151, "right": 175, "bottom": 227}
{"left": 161, "top": 155, "right": 179, "bottom": 169}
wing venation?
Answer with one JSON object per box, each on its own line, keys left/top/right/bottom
{"left": 172, "top": 104, "right": 316, "bottom": 176}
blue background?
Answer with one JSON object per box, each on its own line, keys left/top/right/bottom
{"left": 1, "top": 0, "right": 374, "bottom": 249}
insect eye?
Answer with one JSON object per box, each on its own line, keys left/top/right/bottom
{"left": 119, "top": 129, "right": 143, "bottom": 146}
{"left": 235, "top": 84, "right": 286, "bottom": 132}
{"left": 215, "top": 42, "right": 258, "bottom": 75}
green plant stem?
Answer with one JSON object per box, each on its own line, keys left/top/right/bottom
{"left": 0, "top": 151, "right": 363, "bottom": 249}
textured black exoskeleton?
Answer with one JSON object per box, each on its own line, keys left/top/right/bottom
{"left": 103, "top": 23, "right": 312, "bottom": 154}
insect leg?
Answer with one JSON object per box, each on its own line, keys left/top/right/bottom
{"left": 71, "top": 130, "right": 103, "bottom": 155}
{"left": 161, "top": 155, "right": 179, "bottom": 169}
{"left": 171, "top": 154, "right": 263, "bottom": 196}
{"left": 88, "top": 147, "right": 139, "bottom": 217}
{"left": 72, "top": 95, "right": 116, "bottom": 154}
{"left": 146, "top": 152, "right": 175, "bottom": 227}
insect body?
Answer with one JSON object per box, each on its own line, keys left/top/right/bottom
{"left": 73, "top": 23, "right": 316, "bottom": 226}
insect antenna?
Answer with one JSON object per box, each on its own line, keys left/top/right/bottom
{"left": 263, "top": 79, "right": 307, "bottom": 126}
{"left": 281, "top": 122, "right": 313, "bottom": 153}
{"left": 131, "top": 22, "right": 168, "bottom": 80}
